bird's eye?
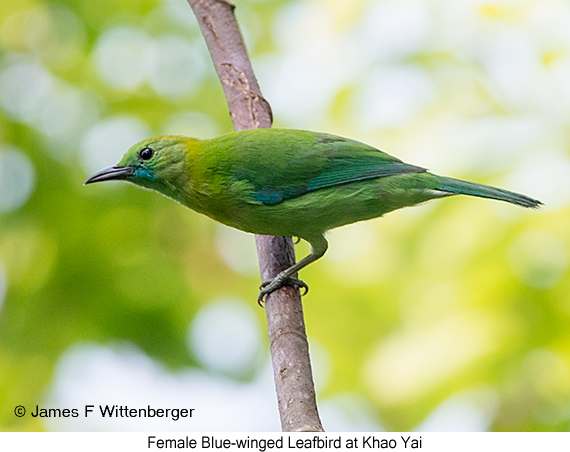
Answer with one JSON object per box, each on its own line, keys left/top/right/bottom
{"left": 139, "top": 147, "right": 154, "bottom": 161}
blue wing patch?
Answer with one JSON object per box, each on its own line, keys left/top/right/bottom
{"left": 252, "top": 185, "right": 308, "bottom": 205}
{"left": 252, "top": 161, "right": 426, "bottom": 205}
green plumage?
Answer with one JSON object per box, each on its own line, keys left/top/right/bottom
{"left": 85, "top": 128, "right": 541, "bottom": 302}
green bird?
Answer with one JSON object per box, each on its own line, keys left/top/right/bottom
{"left": 85, "top": 128, "right": 541, "bottom": 303}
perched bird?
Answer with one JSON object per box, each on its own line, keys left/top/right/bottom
{"left": 85, "top": 128, "right": 541, "bottom": 303}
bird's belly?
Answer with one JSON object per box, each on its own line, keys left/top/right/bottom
{"left": 217, "top": 177, "right": 436, "bottom": 239}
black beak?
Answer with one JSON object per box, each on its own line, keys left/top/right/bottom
{"left": 84, "top": 166, "right": 135, "bottom": 185}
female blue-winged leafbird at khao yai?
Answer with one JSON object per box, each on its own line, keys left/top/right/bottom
{"left": 85, "top": 128, "right": 541, "bottom": 304}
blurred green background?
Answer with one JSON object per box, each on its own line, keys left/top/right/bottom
{"left": 1, "top": 0, "right": 569, "bottom": 432}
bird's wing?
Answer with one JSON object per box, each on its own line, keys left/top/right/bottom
{"left": 228, "top": 130, "right": 426, "bottom": 205}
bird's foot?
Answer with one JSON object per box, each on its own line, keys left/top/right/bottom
{"left": 257, "top": 275, "right": 309, "bottom": 306}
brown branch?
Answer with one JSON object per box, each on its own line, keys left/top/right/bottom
{"left": 186, "top": 0, "right": 324, "bottom": 432}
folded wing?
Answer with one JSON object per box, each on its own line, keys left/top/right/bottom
{"left": 243, "top": 132, "right": 426, "bottom": 205}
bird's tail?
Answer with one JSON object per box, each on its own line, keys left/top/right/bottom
{"left": 435, "top": 176, "right": 542, "bottom": 209}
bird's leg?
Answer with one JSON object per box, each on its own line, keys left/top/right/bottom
{"left": 258, "top": 235, "right": 328, "bottom": 306}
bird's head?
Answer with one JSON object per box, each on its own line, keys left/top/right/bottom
{"left": 84, "top": 136, "right": 193, "bottom": 194}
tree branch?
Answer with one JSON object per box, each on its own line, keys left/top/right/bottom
{"left": 186, "top": 0, "right": 323, "bottom": 432}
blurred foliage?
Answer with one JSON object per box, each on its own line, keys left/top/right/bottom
{"left": 1, "top": 0, "right": 569, "bottom": 432}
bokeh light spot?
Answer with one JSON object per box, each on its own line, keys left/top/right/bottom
{"left": 93, "top": 26, "right": 152, "bottom": 91}
{"left": 215, "top": 226, "right": 259, "bottom": 275}
{"left": 22, "top": 4, "right": 86, "bottom": 68}
{"left": 80, "top": 115, "right": 151, "bottom": 175}
{"left": 356, "top": 0, "right": 432, "bottom": 60}
{"left": 188, "top": 299, "right": 263, "bottom": 377}
{"left": 353, "top": 65, "right": 436, "bottom": 129}
{"left": 416, "top": 388, "right": 498, "bottom": 432}
{"left": 0, "top": 55, "right": 54, "bottom": 124}
{"left": 148, "top": 35, "right": 206, "bottom": 98}
{"left": 0, "top": 146, "right": 36, "bottom": 212}
{"left": 319, "top": 393, "right": 382, "bottom": 432}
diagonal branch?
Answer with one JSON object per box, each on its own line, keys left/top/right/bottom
{"left": 186, "top": 0, "right": 323, "bottom": 432}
